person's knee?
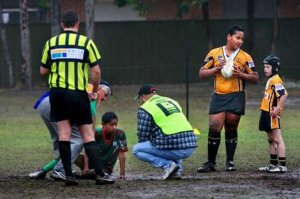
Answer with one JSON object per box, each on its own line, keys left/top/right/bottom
{"left": 267, "top": 138, "right": 274, "bottom": 144}
{"left": 208, "top": 129, "right": 220, "bottom": 139}
{"left": 132, "top": 144, "right": 140, "bottom": 156}
{"left": 209, "top": 120, "right": 222, "bottom": 132}
{"left": 225, "top": 130, "right": 237, "bottom": 140}
{"left": 272, "top": 136, "right": 283, "bottom": 145}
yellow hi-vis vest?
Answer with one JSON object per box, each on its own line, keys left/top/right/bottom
{"left": 140, "top": 95, "right": 193, "bottom": 135}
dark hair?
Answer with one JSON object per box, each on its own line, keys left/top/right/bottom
{"left": 102, "top": 112, "right": 118, "bottom": 124}
{"left": 61, "top": 10, "right": 79, "bottom": 28}
{"left": 227, "top": 26, "right": 244, "bottom": 36}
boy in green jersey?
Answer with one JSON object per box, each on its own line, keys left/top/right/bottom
{"left": 76, "top": 112, "right": 128, "bottom": 180}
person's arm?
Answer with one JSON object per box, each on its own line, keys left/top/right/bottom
{"left": 40, "top": 66, "right": 49, "bottom": 76}
{"left": 87, "top": 39, "right": 101, "bottom": 99}
{"left": 118, "top": 152, "right": 126, "bottom": 179}
{"left": 233, "top": 67, "right": 259, "bottom": 84}
{"left": 233, "top": 56, "right": 259, "bottom": 84}
{"left": 40, "top": 41, "right": 50, "bottom": 76}
{"left": 137, "top": 109, "right": 153, "bottom": 142}
{"left": 233, "top": 68, "right": 259, "bottom": 84}
{"left": 199, "top": 61, "right": 224, "bottom": 79}
{"left": 270, "top": 93, "right": 288, "bottom": 118}
{"left": 199, "top": 51, "right": 225, "bottom": 79}
{"left": 91, "top": 65, "right": 101, "bottom": 93}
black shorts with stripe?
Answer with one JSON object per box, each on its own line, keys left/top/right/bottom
{"left": 209, "top": 91, "right": 246, "bottom": 115}
{"left": 259, "top": 110, "right": 280, "bottom": 132}
{"left": 50, "top": 88, "right": 92, "bottom": 125}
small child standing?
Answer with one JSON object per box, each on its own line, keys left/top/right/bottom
{"left": 258, "top": 55, "right": 288, "bottom": 173}
{"left": 76, "top": 112, "right": 128, "bottom": 179}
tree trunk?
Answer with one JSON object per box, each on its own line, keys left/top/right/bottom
{"left": 247, "top": 0, "right": 255, "bottom": 54}
{"left": 50, "top": 0, "right": 60, "bottom": 36}
{"left": 20, "top": 0, "right": 32, "bottom": 89}
{"left": 202, "top": 1, "right": 213, "bottom": 49}
{"left": 85, "top": 0, "right": 95, "bottom": 40}
{"left": 0, "top": 4, "right": 15, "bottom": 88}
{"left": 271, "top": 0, "right": 279, "bottom": 54}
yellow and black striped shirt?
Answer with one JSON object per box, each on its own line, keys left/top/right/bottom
{"left": 202, "top": 47, "right": 256, "bottom": 94}
{"left": 40, "top": 30, "right": 101, "bottom": 91}
{"left": 260, "top": 74, "right": 288, "bottom": 112}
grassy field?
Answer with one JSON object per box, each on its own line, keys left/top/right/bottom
{"left": 0, "top": 82, "right": 299, "bottom": 173}
{"left": 0, "top": 82, "right": 299, "bottom": 198}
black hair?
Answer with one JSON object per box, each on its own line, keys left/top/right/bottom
{"left": 61, "top": 10, "right": 79, "bottom": 28}
{"left": 227, "top": 26, "right": 244, "bottom": 36}
{"left": 102, "top": 112, "right": 118, "bottom": 124}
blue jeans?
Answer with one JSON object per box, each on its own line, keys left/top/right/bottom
{"left": 133, "top": 141, "right": 196, "bottom": 172}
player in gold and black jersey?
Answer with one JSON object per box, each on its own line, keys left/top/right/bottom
{"left": 197, "top": 26, "right": 259, "bottom": 172}
{"left": 258, "top": 55, "right": 288, "bottom": 173}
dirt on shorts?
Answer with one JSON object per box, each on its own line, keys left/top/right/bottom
{"left": 1, "top": 170, "right": 299, "bottom": 199}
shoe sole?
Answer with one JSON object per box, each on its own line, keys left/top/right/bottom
{"left": 163, "top": 164, "right": 179, "bottom": 180}
{"left": 226, "top": 168, "right": 236, "bottom": 171}
{"left": 29, "top": 173, "right": 46, "bottom": 179}
{"left": 50, "top": 174, "right": 66, "bottom": 181}
{"left": 197, "top": 167, "right": 216, "bottom": 173}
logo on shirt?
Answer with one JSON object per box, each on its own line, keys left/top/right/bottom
{"left": 275, "top": 84, "right": 285, "bottom": 91}
{"left": 248, "top": 61, "right": 255, "bottom": 68}
{"left": 51, "top": 48, "right": 84, "bottom": 60}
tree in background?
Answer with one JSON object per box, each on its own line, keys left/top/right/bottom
{"left": 271, "top": 0, "right": 279, "bottom": 54}
{"left": 114, "top": 0, "right": 213, "bottom": 49}
{"left": 0, "top": 3, "right": 15, "bottom": 88}
{"left": 85, "top": 0, "right": 95, "bottom": 40}
{"left": 247, "top": 0, "right": 255, "bottom": 54}
{"left": 20, "top": 0, "right": 32, "bottom": 89}
{"left": 114, "top": 0, "right": 151, "bottom": 16}
{"left": 50, "top": 0, "right": 60, "bottom": 36}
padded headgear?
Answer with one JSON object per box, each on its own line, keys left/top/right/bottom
{"left": 263, "top": 55, "right": 280, "bottom": 75}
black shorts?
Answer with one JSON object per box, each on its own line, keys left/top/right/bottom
{"left": 50, "top": 88, "right": 92, "bottom": 125}
{"left": 209, "top": 91, "right": 245, "bottom": 115}
{"left": 259, "top": 110, "right": 280, "bottom": 132}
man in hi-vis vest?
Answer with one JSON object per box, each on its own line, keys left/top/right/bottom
{"left": 133, "top": 84, "right": 198, "bottom": 180}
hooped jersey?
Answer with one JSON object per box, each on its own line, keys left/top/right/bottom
{"left": 94, "top": 128, "right": 128, "bottom": 161}
{"left": 202, "top": 46, "right": 256, "bottom": 94}
{"left": 260, "top": 74, "right": 288, "bottom": 112}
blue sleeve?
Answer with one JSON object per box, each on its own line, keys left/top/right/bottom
{"left": 33, "top": 92, "right": 50, "bottom": 109}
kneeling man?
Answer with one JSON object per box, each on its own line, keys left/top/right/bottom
{"left": 133, "top": 84, "right": 198, "bottom": 179}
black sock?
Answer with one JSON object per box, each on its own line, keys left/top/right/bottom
{"left": 270, "top": 154, "right": 278, "bottom": 165}
{"left": 225, "top": 139, "right": 237, "bottom": 162}
{"left": 58, "top": 141, "right": 73, "bottom": 177}
{"left": 207, "top": 133, "right": 220, "bottom": 164}
{"left": 278, "top": 157, "right": 286, "bottom": 166}
{"left": 84, "top": 141, "right": 105, "bottom": 177}
{"left": 225, "top": 130, "right": 238, "bottom": 162}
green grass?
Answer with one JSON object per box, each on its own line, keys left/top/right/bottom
{"left": 0, "top": 83, "right": 299, "bottom": 176}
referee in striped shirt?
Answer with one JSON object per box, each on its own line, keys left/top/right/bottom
{"left": 40, "top": 10, "right": 114, "bottom": 186}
